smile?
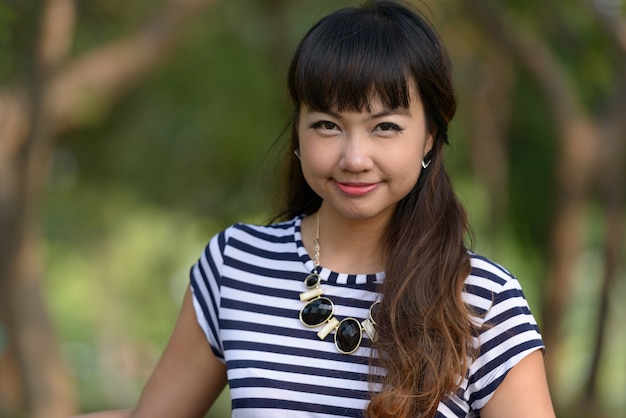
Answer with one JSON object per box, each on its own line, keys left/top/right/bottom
{"left": 335, "top": 181, "right": 379, "bottom": 196}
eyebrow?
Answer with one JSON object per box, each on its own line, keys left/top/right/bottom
{"left": 311, "top": 108, "right": 411, "bottom": 120}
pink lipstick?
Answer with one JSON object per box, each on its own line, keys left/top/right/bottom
{"left": 335, "top": 182, "right": 378, "bottom": 196}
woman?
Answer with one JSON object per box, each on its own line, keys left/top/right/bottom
{"left": 76, "top": 1, "right": 555, "bottom": 417}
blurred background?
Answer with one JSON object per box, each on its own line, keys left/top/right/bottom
{"left": 0, "top": 0, "right": 624, "bottom": 417}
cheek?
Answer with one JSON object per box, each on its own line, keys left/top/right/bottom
{"left": 297, "top": 128, "right": 315, "bottom": 156}
{"left": 299, "top": 141, "right": 326, "bottom": 181}
{"left": 299, "top": 134, "right": 336, "bottom": 173}
{"left": 398, "top": 161, "right": 422, "bottom": 185}
{"left": 301, "top": 152, "right": 333, "bottom": 181}
{"left": 382, "top": 149, "right": 423, "bottom": 190}
{"left": 385, "top": 145, "right": 421, "bottom": 173}
{"left": 300, "top": 157, "right": 330, "bottom": 199}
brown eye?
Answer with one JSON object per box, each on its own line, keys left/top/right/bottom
{"left": 310, "top": 120, "right": 338, "bottom": 131}
{"left": 377, "top": 122, "right": 402, "bottom": 132}
{"left": 311, "top": 121, "right": 337, "bottom": 130}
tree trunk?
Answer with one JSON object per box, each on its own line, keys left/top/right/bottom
{"left": 461, "top": 0, "right": 600, "bottom": 386}
{"left": 467, "top": 45, "right": 515, "bottom": 246}
{"left": 0, "top": 0, "right": 218, "bottom": 415}
{"left": 582, "top": 0, "right": 626, "bottom": 408}
{"left": 583, "top": 95, "right": 626, "bottom": 411}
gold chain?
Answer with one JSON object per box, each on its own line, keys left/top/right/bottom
{"left": 313, "top": 211, "right": 320, "bottom": 270}
{"left": 299, "top": 210, "right": 380, "bottom": 352}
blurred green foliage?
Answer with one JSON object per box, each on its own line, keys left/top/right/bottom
{"left": 508, "top": 73, "right": 557, "bottom": 254}
{"left": 18, "top": 0, "right": 623, "bottom": 416}
{"left": 0, "top": 1, "right": 16, "bottom": 82}
{"left": 41, "top": 1, "right": 327, "bottom": 414}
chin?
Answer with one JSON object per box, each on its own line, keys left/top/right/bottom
{"left": 333, "top": 206, "right": 396, "bottom": 222}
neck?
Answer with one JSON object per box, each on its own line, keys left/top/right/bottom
{"left": 303, "top": 208, "right": 388, "bottom": 274}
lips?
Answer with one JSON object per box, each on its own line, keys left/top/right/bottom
{"left": 335, "top": 181, "right": 379, "bottom": 196}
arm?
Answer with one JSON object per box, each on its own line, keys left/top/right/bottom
{"left": 480, "top": 350, "right": 555, "bottom": 418}
{"left": 132, "top": 285, "right": 227, "bottom": 417}
{"left": 70, "top": 411, "right": 131, "bottom": 418}
{"left": 73, "top": 286, "right": 227, "bottom": 418}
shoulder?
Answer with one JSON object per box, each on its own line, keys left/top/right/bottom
{"left": 467, "top": 252, "right": 516, "bottom": 289}
{"left": 227, "top": 217, "right": 299, "bottom": 242}
{"left": 457, "top": 253, "right": 545, "bottom": 411}
{"left": 463, "top": 252, "right": 531, "bottom": 318}
{"left": 191, "top": 216, "right": 302, "bottom": 289}
{"left": 206, "top": 217, "right": 299, "bottom": 251}
{"left": 197, "top": 217, "right": 302, "bottom": 271}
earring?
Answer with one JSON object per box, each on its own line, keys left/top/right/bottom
{"left": 421, "top": 151, "right": 433, "bottom": 169}
{"left": 294, "top": 149, "right": 301, "bottom": 160}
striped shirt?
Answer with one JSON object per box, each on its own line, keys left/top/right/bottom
{"left": 190, "top": 216, "right": 544, "bottom": 417}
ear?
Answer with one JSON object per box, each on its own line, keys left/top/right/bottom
{"left": 424, "top": 131, "right": 434, "bottom": 156}
{"left": 292, "top": 110, "right": 301, "bottom": 149}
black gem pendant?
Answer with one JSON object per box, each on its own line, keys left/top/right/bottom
{"left": 335, "top": 318, "right": 362, "bottom": 354}
{"left": 300, "top": 297, "right": 333, "bottom": 327}
{"left": 304, "top": 272, "right": 321, "bottom": 288}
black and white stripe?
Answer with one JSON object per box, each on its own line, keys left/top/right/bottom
{"left": 190, "top": 216, "right": 543, "bottom": 417}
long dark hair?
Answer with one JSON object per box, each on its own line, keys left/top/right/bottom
{"left": 275, "top": 1, "right": 477, "bottom": 416}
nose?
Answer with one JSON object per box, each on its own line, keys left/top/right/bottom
{"left": 339, "top": 133, "right": 374, "bottom": 172}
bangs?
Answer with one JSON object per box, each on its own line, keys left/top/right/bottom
{"left": 288, "top": 9, "right": 413, "bottom": 112}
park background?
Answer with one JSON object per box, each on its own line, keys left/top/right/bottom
{"left": 0, "top": 0, "right": 624, "bottom": 417}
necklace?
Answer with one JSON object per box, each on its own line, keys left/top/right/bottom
{"left": 298, "top": 211, "right": 379, "bottom": 354}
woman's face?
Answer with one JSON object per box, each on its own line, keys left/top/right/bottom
{"left": 297, "top": 87, "right": 433, "bottom": 224}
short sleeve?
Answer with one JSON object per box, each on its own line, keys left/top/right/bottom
{"left": 463, "top": 261, "right": 544, "bottom": 412}
{"left": 189, "top": 229, "right": 228, "bottom": 362}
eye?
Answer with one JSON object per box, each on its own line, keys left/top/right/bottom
{"left": 376, "top": 122, "right": 403, "bottom": 133}
{"left": 311, "top": 120, "right": 339, "bottom": 131}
